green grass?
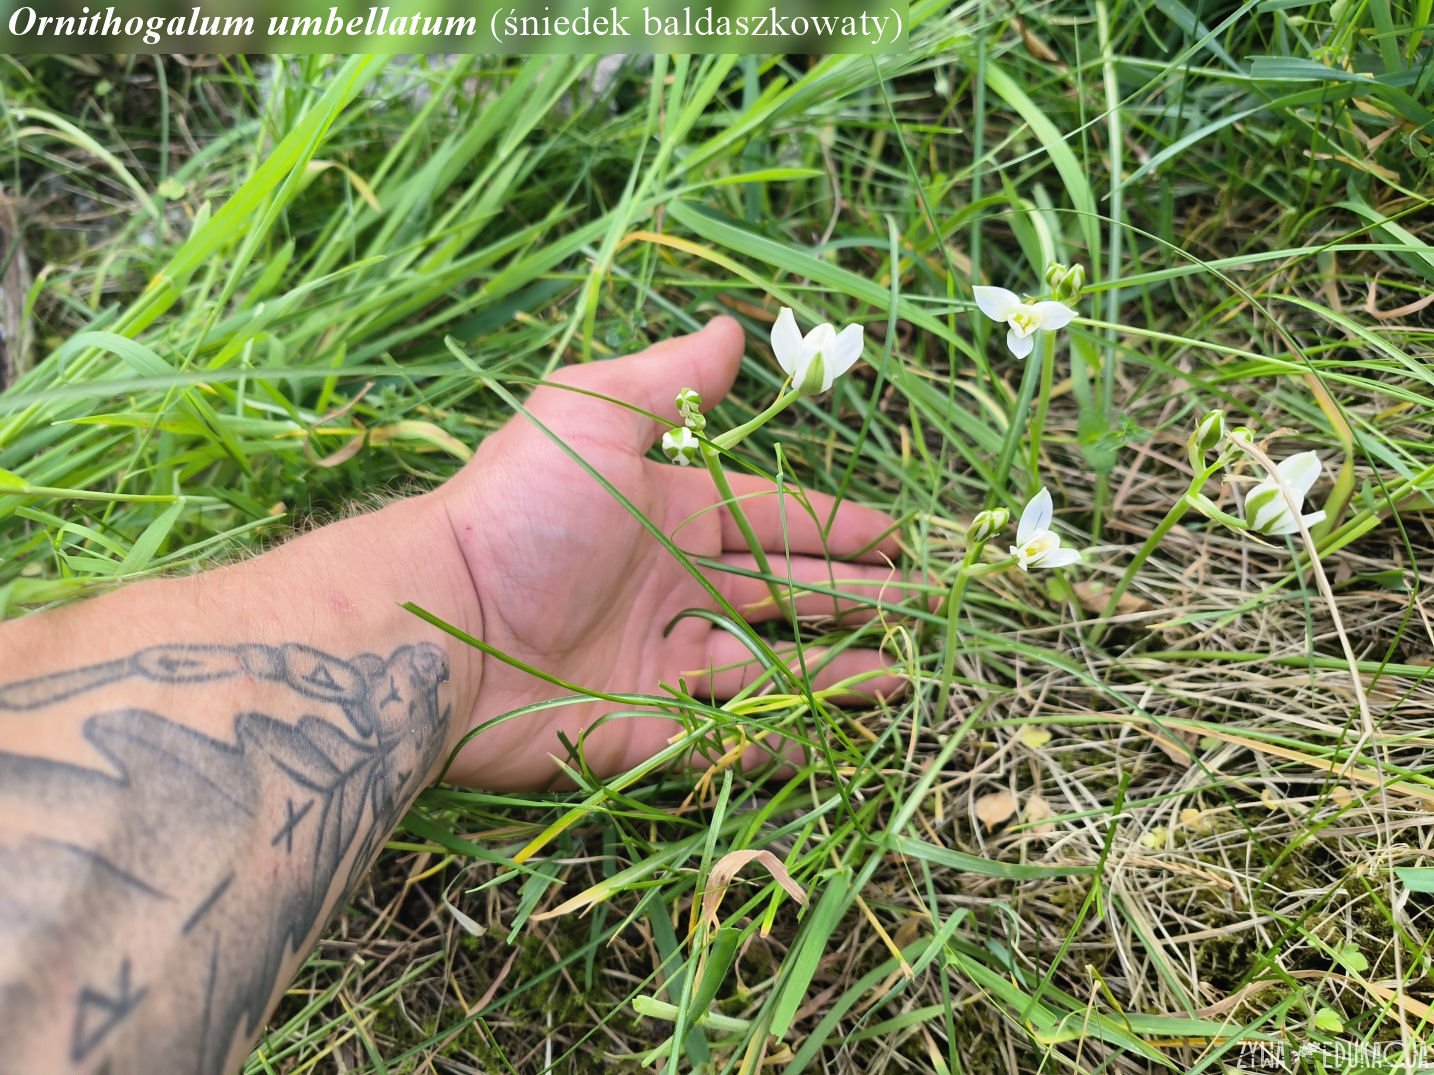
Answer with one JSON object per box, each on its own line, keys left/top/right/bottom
{"left": 4, "top": 8, "right": 1434, "bottom": 1071}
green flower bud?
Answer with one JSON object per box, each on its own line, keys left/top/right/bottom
{"left": 675, "top": 387, "right": 702, "bottom": 417}
{"left": 968, "top": 506, "right": 1010, "bottom": 545}
{"left": 1193, "top": 410, "right": 1225, "bottom": 454}
{"left": 661, "top": 427, "right": 701, "bottom": 466}
{"left": 1228, "top": 425, "right": 1256, "bottom": 446}
{"left": 1044, "top": 262, "right": 1086, "bottom": 305}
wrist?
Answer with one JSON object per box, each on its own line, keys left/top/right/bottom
{"left": 145, "top": 491, "right": 485, "bottom": 784}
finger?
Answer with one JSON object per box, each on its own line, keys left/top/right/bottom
{"left": 682, "top": 635, "right": 908, "bottom": 703}
{"left": 710, "top": 554, "right": 916, "bottom": 623}
{"left": 675, "top": 469, "right": 901, "bottom": 561}
{"left": 532, "top": 316, "right": 745, "bottom": 453}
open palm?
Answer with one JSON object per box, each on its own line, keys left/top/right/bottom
{"left": 435, "top": 318, "right": 905, "bottom": 790}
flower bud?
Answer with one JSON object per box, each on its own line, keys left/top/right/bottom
{"left": 1228, "top": 425, "right": 1256, "bottom": 446}
{"left": 968, "top": 506, "right": 1010, "bottom": 545}
{"left": 1193, "top": 409, "right": 1225, "bottom": 454}
{"left": 684, "top": 410, "right": 706, "bottom": 433}
{"left": 1044, "top": 262, "right": 1086, "bottom": 305}
{"left": 661, "top": 427, "right": 701, "bottom": 466}
{"left": 675, "top": 387, "right": 702, "bottom": 418}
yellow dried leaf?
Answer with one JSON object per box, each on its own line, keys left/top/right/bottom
{"left": 305, "top": 158, "right": 383, "bottom": 211}
{"left": 1018, "top": 725, "right": 1053, "bottom": 750}
{"left": 529, "top": 879, "right": 617, "bottom": 921}
{"left": 1014, "top": 15, "right": 1060, "bottom": 63}
{"left": 698, "top": 850, "right": 807, "bottom": 933}
{"left": 974, "top": 790, "right": 1019, "bottom": 831}
{"left": 370, "top": 420, "right": 474, "bottom": 461}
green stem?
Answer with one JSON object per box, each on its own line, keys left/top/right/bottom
{"left": 1028, "top": 331, "right": 1057, "bottom": 487}
{"left": 702, "top": 445, "right": 786, "bottom": 617}
{"left": 1090, "top": 463, "right": 1221, "bottom": 643}
{"left": 934, "top": 547, "right": 979, "bottom": 721}
{"left": 933, "top": 552, "right": 1016, "bottom": 718}
{"left": 0, "top": 486, "right": 211, "bottom": 504}
{"left": 711, "top": 387, "right": 801, "bottom": 451}
{"left": 990, "top": 352, "right": 1042, "bottom": 507}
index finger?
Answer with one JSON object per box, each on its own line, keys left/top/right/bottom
{"left": 678, "top": 470, "right": 901, "bottom": 562}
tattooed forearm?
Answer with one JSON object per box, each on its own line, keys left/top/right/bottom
{"left": 0, "top": 642, "right": 452, "bottom": 1075}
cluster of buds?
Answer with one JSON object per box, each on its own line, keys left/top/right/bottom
{"left": 675, "top": 387, "right": 705, "bottom": 432}
{"left": 967, "top": 507, "right": 1009, "bottom": 547}
{"left": 1044, "top": 261, "right": 1086, "bottom": 305}
{"left": 662, "top": 388, "right": 706, "bottom": 466}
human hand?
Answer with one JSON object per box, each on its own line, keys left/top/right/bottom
{"left": 434, "top": 317, "right": 910, "bottom": 790}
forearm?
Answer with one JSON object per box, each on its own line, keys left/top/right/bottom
{"left": 0, "top": 492, "right": 481, "bottom": 1074}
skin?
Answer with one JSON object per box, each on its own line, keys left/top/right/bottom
{"left": 0, "top": 317, "right": 912, "bottom": 1073}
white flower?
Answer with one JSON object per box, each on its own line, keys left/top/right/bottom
{"left": 973, "top": 286, "right": 1077, "bottom": 359}
{"left": 1243, "top": 451, "right": 1326, "bottom": 536}
{"left": 771, "top": 307, "right": 864, "bottom": 395}
{"left": 661, "top": 427, "right": 701, "bottom": 466}
{"left": 1010, "top": 487, "right": 1081, "bottom": 571}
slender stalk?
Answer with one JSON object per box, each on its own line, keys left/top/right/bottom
{"left": 702, "top": 445, "right": 787, "bottom": 617}
{"left": 934, "top": 550, "right": 1015, "bottom": 719}
{"left": 0, "top": 486, "right": 210, "bottom": 504}
{"left": 990, "top": 352, "right": 1042, "bottom": 507}
{"left": 1091, "top": 460, "right": 1222, "bottom": 642}
{"left": 934, "top": 548, "right": 979, "bottom": 721}
{"left": 1028, "top": 331, "right": 1057, "bottom": 486}
{"left": 711, "top": 387, "right": 801, "bottom": 451}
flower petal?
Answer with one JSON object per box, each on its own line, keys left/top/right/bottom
{"left": 1302, "top": 509, "right": 1327, "bottom": 529}
{"left": 1245, "top": 480, "right": 1293, "bottom": 534}
{"left": 771, "top": 308, "right": 802, "bottom": 377}
{"left": 974, "top": 286, "right": 1021, "bottom": 323}
{"left": 1007, "top": 330, "right": 1035, "bottom": 359}
{"left": 1029, "top": 301, "right": 1077, "bottom": 331}
{"left": 825, "top": 323, "right": 865, "bottom": 381}
{"left": 1033, "top": 547, "right": 1081, "bottom": 569}
{"left": 1275, "top": 451, "right": 1322, "bottom": 499}
{"left": 1017, "top": 488, "right": 1053, "bottom": 545}
{"left": 800, "top": 321, "right": 833, "bottom": 365}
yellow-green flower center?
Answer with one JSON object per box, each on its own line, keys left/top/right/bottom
{"left": 1019, "top": 532, "right": 1060, "bottom": 564}
{"left": 1008, "top": 308, "right": 1039, "bottom": 337}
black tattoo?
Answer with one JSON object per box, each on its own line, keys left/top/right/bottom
{"left": 0, "top": 642, "right": 451, "bottom": 1075}
{"left": 72, "top": 958, "right": 148, "bottom": 1063}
